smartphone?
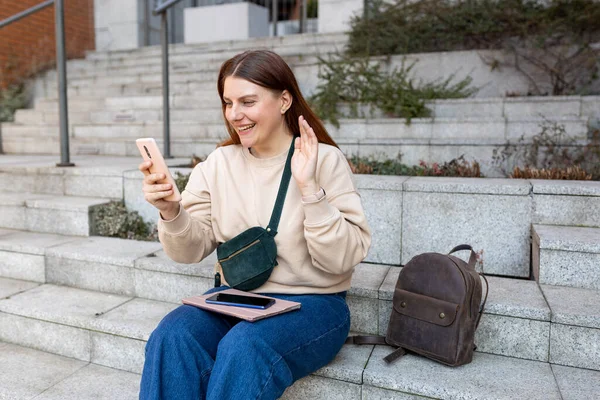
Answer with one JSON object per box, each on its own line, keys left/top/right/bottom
{"left": 136, "top": 138, "right": 182, "bottom": 202}
{"left": 205, "top": 293, "right": 276, "bottom": 309}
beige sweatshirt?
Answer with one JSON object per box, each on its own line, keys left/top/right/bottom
{"left": 157, "top": 142, "right": 372, "bottom": 294}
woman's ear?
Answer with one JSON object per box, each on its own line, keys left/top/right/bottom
{"left": 280, "top": 90, "right": 293, "bottom": 114}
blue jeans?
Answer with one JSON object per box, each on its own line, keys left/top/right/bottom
{"left": 139, "top": 286, "right": 351, "bottom": 400}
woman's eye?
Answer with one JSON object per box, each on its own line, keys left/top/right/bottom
{"left": 243, "top": 101, "right": 255, "bottom": 106}
{"left": 224, "top": 102, "right": 232, "bottom": 107}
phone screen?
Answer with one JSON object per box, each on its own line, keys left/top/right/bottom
{"left": 206, "top": 293, "right": 275, "bottom": 308}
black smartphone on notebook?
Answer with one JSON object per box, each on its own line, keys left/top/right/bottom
{"left": 205, "top": 293, "right": 276, "bottom": 309}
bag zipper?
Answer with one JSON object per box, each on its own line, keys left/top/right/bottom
{"left": 219, "top": 239, "right": 260, "bottom": 262}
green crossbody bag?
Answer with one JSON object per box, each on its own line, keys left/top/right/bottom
{"left": 214, "top": 138, "right": 295, "bottom": 291}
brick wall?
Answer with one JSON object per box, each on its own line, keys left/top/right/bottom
{"left": 0, "top": 0, "right": 95, "bottom": 88}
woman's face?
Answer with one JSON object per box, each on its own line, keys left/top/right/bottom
{"left": 223, "top": 76, "right": 290, "bottom": 152}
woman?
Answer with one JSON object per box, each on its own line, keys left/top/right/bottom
{"left": 138, "top": 50, "right": 371, "bottom": 400}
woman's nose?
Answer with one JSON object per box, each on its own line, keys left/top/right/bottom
{"left": 227, "top": 104, "right": 242, "bottom": 121}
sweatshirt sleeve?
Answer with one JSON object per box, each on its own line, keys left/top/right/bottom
{"left": 157, "top": 162, "right": 217, "bottom": 264}
{"left": 302, "top": 147, "right": 372, "bottom": 275}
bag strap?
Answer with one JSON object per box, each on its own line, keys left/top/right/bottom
{"left": 448, "top": 244, "right": 477, "bottom": 270}
{"left": 476, "top": 272, "right": 489, "bottom": 329}
{"left": 345, "top": 335, "right": 387, "bottom": 345}
{"left": 266, "top": 136, "right": 297, "bottom": 236}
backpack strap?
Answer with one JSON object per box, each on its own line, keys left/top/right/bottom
{"left": 476, "top": 272, "right": 489, "bottom": 329}
{"left": 448, "top": 244, "right": 477, "bottom": 270}
{"left": 345, "top": 335, "right": 387, "bottom": 345}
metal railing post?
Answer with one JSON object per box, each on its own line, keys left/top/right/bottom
{"left": 272, "top": 0, "right": 278, "bottom": 36}
{"left": 300, "top": 0, "right": 307, "bottom": 33}
{"left": 160, "top": 11, "right": 172, "bottom": 158}
{"left": 55, "top": 0, "right": 73, "bottom": 166}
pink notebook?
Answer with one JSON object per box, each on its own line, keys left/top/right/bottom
{"left": 182, "top": 288, "right": 301, "bottom": 322}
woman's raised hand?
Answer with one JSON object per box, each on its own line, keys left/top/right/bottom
{"left": 291, "top": 115, "right": 320, "bottom": 196}
{"left": 139, "top": 160, "right": 180, "bottom": 220}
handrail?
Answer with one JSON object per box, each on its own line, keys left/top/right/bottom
{"left": 0, "top": 0, "right": 73, "bottom": 167}
{"left": 0, "top": 0, "right": 54, "bottom": 29}
{"left": 152, "top": 0, "right": 185, "bottom": 159}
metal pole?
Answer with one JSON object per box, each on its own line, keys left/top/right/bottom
{"left": 0, "top": 0, "right": 54, "bottom": 29}
{"left": 300, "top": 0, "right": 307, "bottom": 33}
{"left": 272, "top": 0, "right": 278, "bottom": 36}
{"left": 55, "top": 0, "right": 73, "bottom": 167}
{"left": 161, "top": 11, "right": 172, "bottom": 158}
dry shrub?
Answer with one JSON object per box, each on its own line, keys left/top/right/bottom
{"left": 418, "top": 156, "right": 483, "bottom": 177}
{"left": 511, "top": 166, "right": 592, "bottom": 180}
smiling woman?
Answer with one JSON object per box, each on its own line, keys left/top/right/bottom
{"left": 138, "top": 50, "right": 372, "bottom": 400}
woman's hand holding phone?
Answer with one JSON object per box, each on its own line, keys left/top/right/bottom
{"left": 139, "top": 160, "right": 181, "bottom": 220}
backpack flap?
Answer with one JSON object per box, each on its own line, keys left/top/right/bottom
{"left": 387, "top": 288, "right": 463, "bottom": 365}
{"left": 392, "top": 289, "right": 459, "bottom": 327}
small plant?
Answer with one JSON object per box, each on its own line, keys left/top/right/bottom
{"left": 174, "top": 171, "right": 190, "bottom": 193}
{"left": 347, "top": 153, "right": 421, "bottom": 175}
{"left": 510, "top": 166, "right": 592, "bottom": 180}
{"left": 417, "top": 156, "right": 483, "bottom": 177}
{"left": 309, "top": 53, "right": 476, "bottom": 127}
{"left": 0, "top": 83, "right": 28, "bottom": 122}
{"left": 93, "top": 201, "right": 157, "bottom": 241}
{"left": 492, "top": 120, "right": 599, "bottom": 179}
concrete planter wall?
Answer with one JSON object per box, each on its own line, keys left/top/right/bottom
{"left": 124, "top": 171, "right": 600, "bottom": 279}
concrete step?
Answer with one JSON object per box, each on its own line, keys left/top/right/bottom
{"left": 1, "top": 280, "right": 600, "bottom": 400}
{"left": 0, "top": 193, "right": 111, "bottom": 236}
{"left": 1, "top": 229, "right": 596, "bottom": 368}
{"left": 2, "top": 339, "right": 599, "bottom": 400}
{"left": 533, "top": 224, "right": 600, "bottom": 290}
{"left": 532, "top": 181, "right": 600, "bottom": 228}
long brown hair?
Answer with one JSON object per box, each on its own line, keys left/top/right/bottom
{"left": 216, "top": 50, "right": 338, "bottom": 148}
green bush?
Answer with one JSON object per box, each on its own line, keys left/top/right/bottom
{"left": 93, "top": 201, "right": 157, "bottom": 241}
{"left": 309, "top": 54, "right": 477, "bottom": 127}
{"left": 0, "top": 83, "right": 27, "bottom": 122}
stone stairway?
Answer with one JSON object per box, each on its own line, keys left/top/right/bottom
{"left": 1, "top": 33, "right": 599, "bottom": 175}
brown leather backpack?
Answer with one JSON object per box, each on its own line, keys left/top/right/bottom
{"left": 347, "top": 245, "right": 489, "bottom": 366}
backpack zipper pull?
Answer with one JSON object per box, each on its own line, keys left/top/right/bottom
{"left": 214, "top": 272, "right": 221, "bottom": 287}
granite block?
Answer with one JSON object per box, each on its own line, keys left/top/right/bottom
{"left": 46, "top": 256, "right": 136, "bottom": 296}
{"left": 361, "top": 386, "right": 429, "bottom": 399}
{"left": 530, "top": 180, "right": 600, "bottom": 196}
{"left": 0, "top": 313, "right": 91, "bottom": 361}
{"left": 134, "top": 268, "right": 214, "bottom": 303}
{"left": 432, "top": 118, "right": 506, "bottom": 140}
{"left": 378, "top": 268, "right": 401, "bottom": 300}
{"left": 65, "top": 175, "right": 123, "bottom": 199}
{"left": 533, "top": 224, "right": 600, "bottom": 253}
{"left": 0, "top": 230, "right": 79, "bottom": 255}
{"left": 379, "top": 300, "right": 393, "bottom": 336}
{"left": 483, "top": 276, "right": 550, "bottom": 321}
{"left": 0, "top": 204, "right": 26, "bottom": 230}
{"left": 533, "top": 195, "right": 600, "bottom": 227}
{"left": 541, "top": 285, "right": 600, "bottom": 329}
{"left": 314, "top": 344, "right": 374, "bottom": 384}
{"left": 0, "top": 250, "right": 45, "bottom": 282}
{"left": 475, "top": 314, "right": 550, "bottom": 361}
{"left": 46, "top": 236, "right": 163, "bottom": 267}
{"left": 364, "top": 347, "right": 561, "bottom": 399}
{"left": 550, "top": 324, "right": 600, "bottom": 370}
{"left": 537, "top": 249, "right": 600, "bottom": 290}
{"left": 503, "top": 98, "right": 581, "bottom": 119}
{"left": 281, "top": 375, "right": 362, "bottom": 400}
{"left": 347, "top": 295, "right": 379, "bottom": 335}
{"left": 0, "top": 342, "right": 87, "bottom": 400}
{"left": 91, "top": 332, "right": 146, "bottom": 374}
{"left": 0, "top": 277, "right": 39, "bottom": 299}
{"left": 123, "top": 172, "right": 161, "bottom": 224}
{"left": 367, "top": 119, "right": 433, "bottom": 140}
{"left": 135, "top": 249, "right": 217, "bottom": 277}
{"left": 0, "top": 284, "right": 131, "bottom": 330}
{"left": 25, "top": 195, "right": 109, "bottom": 212}
{"left": 33, "top": 363, "right": 141, "bottom": 400}
{"left": 361, "top": 188, "right": 403, "bottom": 265}
{"left": 433, "top": 99, "right": 503, "bottom": 119}
{"left": 552, "top": 364, "right": 600, "bottom": 400}
{"left": 402, "top": 192, "right": 532, "bottom": 277}
{"left": 403, "top": 176, "right": 531, "bottom": 195}
{"left": 348, "top": 263, "right": 390, "bottom": 299}
{"left": 354, "top": 175, "right": 407, "bottom": 192}
{"left": 25, "top": 208, "right": 92, "bottom": 236}
{"left": 90, "top": 298, "right": 178, "bottom": 341}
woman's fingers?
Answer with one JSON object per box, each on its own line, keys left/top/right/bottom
{"left": 138, "top": 161, "right": 152, "bottom": 176}
{"left": 145, "top": 183, "right": 172, "bottom": 193}
{"left": 145, "top": 190, "right": 173, "bottom": 203}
